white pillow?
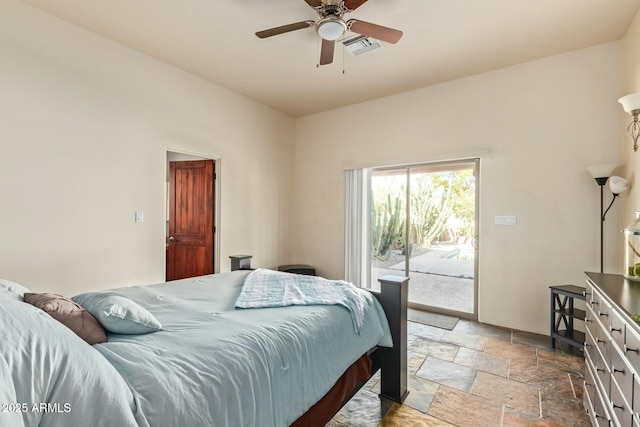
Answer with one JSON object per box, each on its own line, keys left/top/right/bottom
{"left": 73, "top": 292, "right": 163, "bottom": 334}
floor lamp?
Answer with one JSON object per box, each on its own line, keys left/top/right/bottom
{"left": 587, "top": 164, "right": 629, "bottom": 273}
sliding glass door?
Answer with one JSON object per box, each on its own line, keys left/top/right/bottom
{"left": 369, "top": 160, "right": 478, "bottom": 319}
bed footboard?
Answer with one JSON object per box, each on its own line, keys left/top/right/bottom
{"left": 369, "top": 275, "right": 409, "bottom": 403}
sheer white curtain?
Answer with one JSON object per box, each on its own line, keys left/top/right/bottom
{"left": 344, "top": 168, "right": 371, "bottom": 288}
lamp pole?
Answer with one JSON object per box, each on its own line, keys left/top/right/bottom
{"left": 596, "top": 177, "right": 624, "bottom": 273}
{"left": 595, "top": 177, "right": 608, "bottom": 274}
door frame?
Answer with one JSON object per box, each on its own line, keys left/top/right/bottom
{"left": 370, "top": 158, "right": 480, "bottom": 321}
{"left": 165, "top": 149, "right": 221, "bottom": 278}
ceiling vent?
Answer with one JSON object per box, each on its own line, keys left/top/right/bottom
{"left": 342, "top": 35, "right": 383, "bottom": 56}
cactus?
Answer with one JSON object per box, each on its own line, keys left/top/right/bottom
{"left": 370, "top": 169, "right": 474, "bottom": 260}
{"left": 410, "top": 174, "right": 454, "bottom": 245}
{"left": 372, "top": 194, "right": 405, "bottom": 260}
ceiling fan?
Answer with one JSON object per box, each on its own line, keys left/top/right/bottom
{"left": 256, "top": 0, "right": 403, "bottom": 66}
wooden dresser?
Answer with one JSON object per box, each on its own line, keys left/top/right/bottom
{"left": 584, "top": 272, "right": 640, "bottom": 426}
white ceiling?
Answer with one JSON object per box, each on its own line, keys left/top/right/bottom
{"left": 19, "top": 0, "right": 640, "bottom": 117}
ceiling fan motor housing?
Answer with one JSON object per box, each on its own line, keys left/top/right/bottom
{"left": 316, "top": 1, "right": 348, "bottom": 41}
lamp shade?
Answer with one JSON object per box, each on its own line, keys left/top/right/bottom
{"left": 609, "top": 176, "right": 629, "bottom": 195}
{"left": 619, "top": 93, "right": 640, "bottom": 114}
{"left": 587, "top": 164, "right": 618, "bottom": 179}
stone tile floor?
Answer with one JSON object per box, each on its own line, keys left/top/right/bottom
{"left": 329, "top": 319, "right": 590, "bottom": 427}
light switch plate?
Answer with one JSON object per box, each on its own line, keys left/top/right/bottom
{"left": 135, "top": 211, "right": 144, "bottom": 223}
{"left": 495, "top": 215, "right": 516, "bottom": 226}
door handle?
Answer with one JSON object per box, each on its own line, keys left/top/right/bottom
{"left": 168, "top": 236, "right": 176, "bottom": 242}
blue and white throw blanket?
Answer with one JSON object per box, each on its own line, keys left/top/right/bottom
{"left": 235, "top": 269, "right": 367, "bottom": 334}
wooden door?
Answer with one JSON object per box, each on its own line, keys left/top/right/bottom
{"left": 166, "top": 160, "right": 214, "bottom": 281}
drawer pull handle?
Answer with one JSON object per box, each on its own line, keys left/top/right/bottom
{"left": 596, "top": 367, "right": 605, "bottom": 372}
{"left": 612, "top": 402, "right": 624, "bottom": 410}
{"left": 596, "top": 338, "right": 606, "bottom": 344}
{"left": 599, "top": 312, "right": 609, "bottom": 317}
{"left": 613, "top": 367, "right": 625, "bottom": 374}
{"left": 625, "top": 344, "right": 640, "bottom": 353}
{"left": 591, "top": 301, "right": 599, "bottom": 306}
{"left": 610, "top": 326, "right": 622, "bottom": 333}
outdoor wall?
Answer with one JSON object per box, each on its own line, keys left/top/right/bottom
{"left": 621, "top": 9, "right": 640, "bottom": 246}
{"left": 292, "top": 42, "right": 623, "bottom": 335}
{"left": 0, "top": 0, "right": 295, "bottom": 296}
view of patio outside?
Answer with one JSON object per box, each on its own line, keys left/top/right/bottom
{"left": 368, "top": 164, "right": 476, "bottom": 315}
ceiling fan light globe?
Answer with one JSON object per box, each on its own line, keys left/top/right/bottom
{"left": 317, "top": 18, "right": 346, "bottom": 41}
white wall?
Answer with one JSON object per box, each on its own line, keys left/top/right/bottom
{"left": 621, "top": 10, "right": 640, "bottom": 239}
{"left": 293, "top": 43, "right": 623, "bottom": 334}
{"left": 0, "top": 0, "right": 295, "bottom": 295}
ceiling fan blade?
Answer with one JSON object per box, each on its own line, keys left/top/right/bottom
{"left": 256, "top": 21, "right": 314, "bottom": 39}
{"left": 319, "top": 39, "right": 335, "bottom": 65}
{"left": 348, "top": 20, "right": 403, "bottom": 44}
{"left": 303, "top": 0, "right": 323, "bottom": 8}
{"left": 344, "top": 0, "right": 369, "bottom": 11}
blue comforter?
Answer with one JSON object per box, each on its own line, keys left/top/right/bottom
{"left": 0, "top": 280, "right": 143, "bottom": 427}
{"left": 82, "top": 271, "right": 392, "bottom": 426}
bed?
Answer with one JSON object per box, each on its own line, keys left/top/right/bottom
{"left": 0, "top": 269, "right": 407, "bottom": 427}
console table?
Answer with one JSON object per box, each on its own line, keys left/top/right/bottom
{"left": 550, "top": 284, "right": 586, "bottom": 350}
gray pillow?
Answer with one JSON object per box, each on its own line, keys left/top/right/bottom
{"left": 23, "top": 293, "right": 107, "bottom": 345}
{"left": 73, "top": 293, "right": 163, "bottom": 334}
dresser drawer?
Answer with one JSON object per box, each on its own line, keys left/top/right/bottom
{"left": 593, "top": 342, "right": 611, "bottom": 396}
{"left": 625, "top": 326, "right": 640, "bottom": 373}
{"left": 596, "top": 293, "right": 612, "bottom": 332}
{"left": 593, "top": 386, "right": 612, "bottom": 426}
{"left": 584, "top": 361, "right": 597, "bottom": 409}
{"left": 610, "top": 310, "right": 626, "bottom": 352}
{"left": 584, "top": 384, "right": 595, "bottom": 425}
{"left": 611, "top": 346, "right": 634, "bottom": 403}
{"left": 584, "top": 280, "right": 595, "bottom": 303}
{"left": 589, "top": 290, "right": 602, "bottom": 316}
{"left": 586, "top": 304, "right": 598, "bottom": 339}
{"left": 633, "top": 376, "right": 640, "bottom": 421}
{"left": 596, "top": 323, "right": 612, "bottom": 368}
{"left": 586, "top": 328, "right": 598, "bottom": 365}
{"left": 611, "top": 378, "right": 633, "bottom": 427}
